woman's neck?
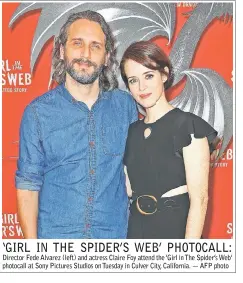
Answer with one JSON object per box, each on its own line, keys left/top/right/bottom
{"left": 144, "top": 94, "right": 174, "bottom": 124}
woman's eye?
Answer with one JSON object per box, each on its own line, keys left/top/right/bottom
{"left": 128, "top": 78, "right": 137, "bottom": 85}
{"left": 145, "top": 74, "right": 154, "bottom": 80}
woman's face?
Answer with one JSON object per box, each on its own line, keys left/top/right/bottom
{"left": 124, "top": 59, "right": 167, "bottom": 108}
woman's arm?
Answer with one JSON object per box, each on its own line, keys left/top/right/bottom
{"left": 124, "top": 166, "right": 132, "bottom": 197}
{"left": 183, "top": 135, "right": 210, "bottom": 239}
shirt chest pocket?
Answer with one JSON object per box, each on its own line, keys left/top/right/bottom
{"left": 43, "top": 122, "right": 87, "bottom": 164}
{"left": 101, "top": 125, "right": 127, "bottom": 156}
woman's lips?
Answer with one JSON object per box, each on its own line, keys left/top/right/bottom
{"left": 139, "top": 93, "right": 152, "bottom": 99}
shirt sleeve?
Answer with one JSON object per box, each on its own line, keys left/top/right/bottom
{"left": 123, "top": 127, "right": 130, "bottom": 166}
{"left": 124, "top": 96, "right": 138, "bottom": 165}
{"left": 15, "top": 105, "right": 45, "bottom": 191}
{"left": 129, "top": 96, "right": 138, "bottom": 124}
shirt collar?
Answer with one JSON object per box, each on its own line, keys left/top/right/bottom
{"left": 58, "top": 83, "right": 110, "bottom": 104}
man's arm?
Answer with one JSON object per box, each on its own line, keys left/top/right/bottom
{"left": 15, "top": 105, "right": 44, "bottom": 239}
{"left": 17, "top": 190, "right": 39, "bottom": 239}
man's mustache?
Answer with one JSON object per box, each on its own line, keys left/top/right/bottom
{"left": 71, "top": 58, "right": 97, "bottom": 68}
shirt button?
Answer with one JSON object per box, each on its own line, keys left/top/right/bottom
{"left": 88, "top": 197, "right": 93, "bottom": 202}
{"left": 86, "top": 224, "right": 90, "bottom": 229}
{"left": 89, "top": 141, "right": 95, "bottom": 147}
{"left": 90, "top": 169, "right": 95, "bottom": 175}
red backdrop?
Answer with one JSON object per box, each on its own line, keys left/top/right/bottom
{"left": 2, "top": 2, "right": 233, "bottom": 239}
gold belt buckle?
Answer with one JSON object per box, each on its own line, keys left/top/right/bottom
{"left": 136, "top": 195, "right": 158, "bottom": 215}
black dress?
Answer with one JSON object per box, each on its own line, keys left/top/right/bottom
{"left": 124, "top": 108, "right": 218, "bottom": 239}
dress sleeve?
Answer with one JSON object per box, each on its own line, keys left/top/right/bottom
{"left": 173, "top": 112, "right": 218, "bottom": 157}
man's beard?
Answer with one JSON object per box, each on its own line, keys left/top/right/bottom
{"left": 64, "top": 57, "right": 104, "bottom": 84}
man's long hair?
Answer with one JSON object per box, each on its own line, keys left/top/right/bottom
{"left": 52, "top": 10, "right": 118, "bottom": 91}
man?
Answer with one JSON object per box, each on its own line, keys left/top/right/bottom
{"left": 15, "top": 11, "right": 137, "bottom": 239}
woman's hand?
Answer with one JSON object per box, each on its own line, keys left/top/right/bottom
{"left": 124, "top": 166, "right": 132, "bottom": 197}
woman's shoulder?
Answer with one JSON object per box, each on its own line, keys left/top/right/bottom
{"left": 173, "top": 108, "right": 194, "bottom": 119}
{"left": 173, "top": 108, "right": 211, "bottom": 129}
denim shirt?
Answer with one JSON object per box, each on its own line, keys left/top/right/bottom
{"left": 15, "top": 84, "right": 137, "bottom": 239}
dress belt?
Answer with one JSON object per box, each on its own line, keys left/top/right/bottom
{"left": 130, "top": 191, "right": 188, "bottom": 215}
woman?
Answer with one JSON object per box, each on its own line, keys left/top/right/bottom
{"left": 120, "top": 41, "right": 218, "bottom": 239}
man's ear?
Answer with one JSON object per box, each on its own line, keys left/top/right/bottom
{"left": 60, "top": 44, "right": 65, "bottom": 60}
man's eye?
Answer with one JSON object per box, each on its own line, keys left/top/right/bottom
{"left": 91, "top": 44, "right": 101, "bottom": 50}
{"left": 73, "top": 41, "right": 82, "bottom": 46}
{"left": 128, "top": 78, "right": 137, "bottom": 85}
{"left": 145, "top": 74, "right": 154, "bottom": 80}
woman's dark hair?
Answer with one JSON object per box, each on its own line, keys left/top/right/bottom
{"left": 52, "top": 10, "right": 118, "bottom": 91}
{"left": 120, "top": 41, "right": 173, "bottom": 90}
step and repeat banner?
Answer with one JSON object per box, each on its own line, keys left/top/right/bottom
{"left": 0, "top": 1, "right": 235, "bottom": 272}
{"left": 1, "top": 1, "right": 234, "bottom": 273}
